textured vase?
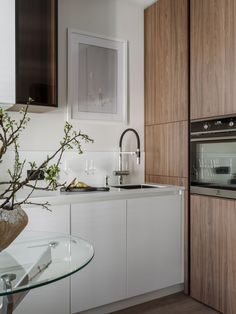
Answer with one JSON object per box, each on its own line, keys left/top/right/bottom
{"left": 0, "top": 206, "right": 28, "bottom": 251}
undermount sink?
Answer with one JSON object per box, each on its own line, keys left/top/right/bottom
{"left": 112, "top": 184, "right": 159, "bottom": 190}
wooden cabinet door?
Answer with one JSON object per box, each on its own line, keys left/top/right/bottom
{"left": 191, "top": 0, "right": 236, "bottom": 120}
{"left": 145, "top": 0, "right": 188, "bottom": 125}
{"left": 127, "top": 194, "right": 183, "bottom": 298}
{"left": 191, "top": 195, "right": 236, "bottom": 313}
{"left": 71, "top": 200, "right": 126, "bottom": 313}
{"left": 145, "top": 121, "right": 188, "bottom": 178}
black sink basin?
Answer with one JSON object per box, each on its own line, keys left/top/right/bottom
{"left": 112, "top": 184, "right": 158, "bottom": 190}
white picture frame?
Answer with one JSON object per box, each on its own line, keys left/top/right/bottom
{"left": 68, "top": 29, "right": 128, "bottom": 123}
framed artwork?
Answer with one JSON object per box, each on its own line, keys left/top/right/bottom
{"left": 68, "top": 29, "right": 128, "bottom": 123}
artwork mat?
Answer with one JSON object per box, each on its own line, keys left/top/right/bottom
{"left": 67, "top": 29, "right": 128, "bottom": 123}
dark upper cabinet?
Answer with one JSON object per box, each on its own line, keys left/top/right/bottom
{"left": 0, "top": 0, "right": 57, "bottom": 111}
{"left": 16, "top": 0, "right": 57, "bottom": 108}
{"left": 191, "top": 0, "right": 236, "bottom": 120}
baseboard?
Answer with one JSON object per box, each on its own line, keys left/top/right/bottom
{"left": 75, "top": 283, "right": 184, "bottom": 314}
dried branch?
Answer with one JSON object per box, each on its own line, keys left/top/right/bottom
{"left": 20, "top": 201, "right": 51, "bottom": 211}
{"left": 0, "top": 100, "right": 93, "bottom": 210}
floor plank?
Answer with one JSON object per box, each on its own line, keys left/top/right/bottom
{"left": 112, "top": 293, "right": 219, "bottom": 314}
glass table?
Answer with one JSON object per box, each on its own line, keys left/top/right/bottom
{"left": 0, "top": 231, "right": 94, "bottom": 314}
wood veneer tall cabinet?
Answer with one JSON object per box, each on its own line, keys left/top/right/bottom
{"left": 191, "top": 195, "right": 236, "bottom": 313}
{"left": 191, "top": 0, "right": 236, "bottom": 120}
{"left": 144, "top": 0, "right": 189, "bottom": 292}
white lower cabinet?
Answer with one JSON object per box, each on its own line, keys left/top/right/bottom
{"left": 10, "top": 193, "right": 183, "bottom": 314}
{"left": 127, "top": 195, "right": 183, "bottom": 298}
{"left": 14, "top": 204, "right": 70, "bottom": 314}
{"left": 71, "top": 200, "right": 127, "bottom": 313}
{"left": 13, "top": 280, "right": 70, "bottom": 314}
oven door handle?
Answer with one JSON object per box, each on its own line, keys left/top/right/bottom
{"left": 191, "top": 135, "right": 236, "bottom": 142}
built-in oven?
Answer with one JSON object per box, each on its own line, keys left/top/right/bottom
{"left": 191, "top": 116, "right": 236, "bottom": 199}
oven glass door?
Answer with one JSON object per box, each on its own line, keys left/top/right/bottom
{"left": 191, "top": 138, "right": 236, "bottom": 190}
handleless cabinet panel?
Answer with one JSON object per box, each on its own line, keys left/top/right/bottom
{"left": 14, "top": 204, "right": 70, "bottom": 314}
{"left": 0, "top": 0, "right": 15, "bottom": 105}
{"left": 146, "top": 175, "right": 189, "bottom": 294}
{"left": 191, "top": 195, "right": 224, "bottom": 311}
{"left": 145, "top": 0, "right": 188, "bottom": 125}
{"left": 145, "top": 121, "right": 188, "bottom": 178}
{"left": 127, "top": 194, "right": 183, "bottom": 297}
{"left": 0, "top": 0, "right": 58, "bottom": 109}
{"left": 16, "top": 0, "right": 58, "bottom": 107}
{"left": 191, "top": 0, "right": 236, "bottom": 119}
{"left": 191, "top": 195, "right": 236, "bottom": 313}
{"left": 71, "top": 200, "right": 126, "bottom": 313}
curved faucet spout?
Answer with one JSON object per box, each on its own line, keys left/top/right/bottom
{"left": 116, "top": 128, "right": 141, "bottom": 185}
{"left": 119, "top": 128, "right": 140, "bottom": 152}
{"left": 119, "top": 128, "right": 141, "bottom": 164}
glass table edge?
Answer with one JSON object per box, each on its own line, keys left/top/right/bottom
{"left": 0, "top": 245, "right": 95, "bottom": 296}
{"left": 0, "top": 251, "right": 94, "bottom": 296}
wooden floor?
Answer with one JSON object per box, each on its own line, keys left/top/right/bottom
{"left": 112, "top": 293, "right": 219, "bottom": 314}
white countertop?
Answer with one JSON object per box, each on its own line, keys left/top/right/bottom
{"left": 12, "top": 184, "right": 184, "bottom": 208}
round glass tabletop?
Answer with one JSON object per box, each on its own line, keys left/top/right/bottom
{"left": 0, "top": 231, "right": 94, "bottom": 296}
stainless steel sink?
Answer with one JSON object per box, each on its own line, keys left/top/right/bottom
{"left": 112, "top": 184, "right": 158, "bottom": 190}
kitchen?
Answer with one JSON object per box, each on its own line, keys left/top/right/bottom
{"left": 0, "top": 0, "right": 234, "bottom": 313}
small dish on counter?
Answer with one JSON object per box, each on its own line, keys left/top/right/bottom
{"left": 60, "top": 178, "right": 110, "bottom": 193}
{"left": 60, "top": 187, "right": 110, "bottom": 193}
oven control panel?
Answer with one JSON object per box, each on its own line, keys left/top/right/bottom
{"left": 191, "top": 116, "right": 236, "bottom": 134}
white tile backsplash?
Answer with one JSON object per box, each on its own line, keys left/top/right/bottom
{"left": 0, "top": 150, "right": 144, "bottom": 188}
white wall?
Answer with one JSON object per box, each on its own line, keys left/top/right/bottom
{"left": 59, "top": 0, "right": 144, "bottom": 153}
{"left": 5, "top": 0, "right": 145, "bottom": 185}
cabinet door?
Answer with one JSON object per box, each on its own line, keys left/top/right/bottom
{"left": 191, "top": 195, "right": 236, "bottom": 313}
{"left": 191, "top": 195, "right": 223, "bottom": 311}
{"left": 14, "top": 204, "right": 70, "bottom": 314}
{"left": 71, "top": 200, "right": 126, "bottom": 313}
{"left": 191, "top": 0, "right": 236, "bottom": 119}
{"left": 0, "top": 0, "right": 15, "bottom": 104}
{"left": 146, "top": 176, "right": 189, "bottom": 294}
{"left": 127, "top": 195, "right": 183, "bottom": 298}
{"left": 16, "top": 0, "right": 57, "bottom": 107}
{"left": 145, "top": 122, "right": 188, "bottom": 178}
{"left": 144, "top": 0, "right": 188, "bottom": 125}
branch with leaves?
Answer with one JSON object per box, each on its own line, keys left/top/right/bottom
{"left": 0, "top": 100, "right": 93, "bottom": 210}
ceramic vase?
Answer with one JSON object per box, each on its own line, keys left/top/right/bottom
{"left": 0, "top": 206, "right": 28, "bottom": 251}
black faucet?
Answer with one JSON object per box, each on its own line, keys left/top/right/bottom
{"left": 114, "top": 128, "right": 141, "bottom": 185}
{"left": 119, "top": 128, "right": 141, "bottom": 164}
